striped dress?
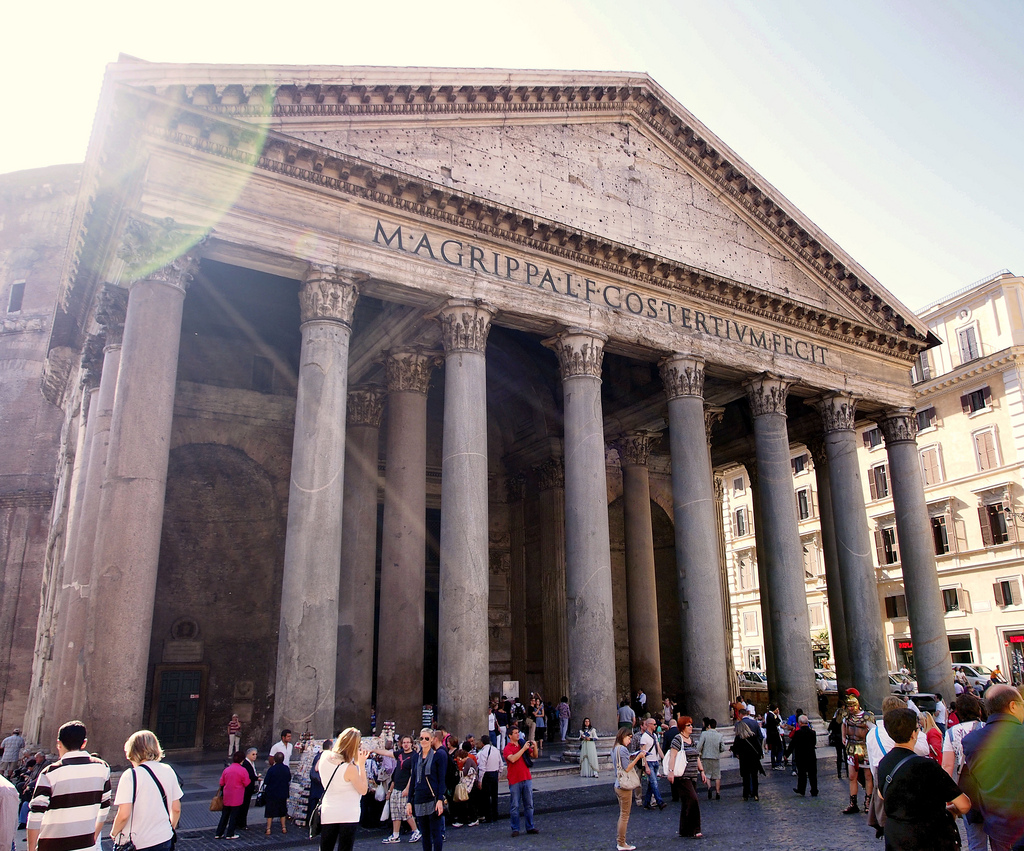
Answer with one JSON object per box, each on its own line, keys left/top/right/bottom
{"left": 27, "top": 750, "right": 111, "bottom": 851}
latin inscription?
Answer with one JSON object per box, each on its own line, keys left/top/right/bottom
{"left": 374, "top": 220, "right": 828, "bottom": 365}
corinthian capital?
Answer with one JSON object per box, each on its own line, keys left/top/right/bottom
{"left": 876, "top": 407, "right": 919, "bottom": 445}
{"left": 434, "top": 299, "right": 494, "bottom": 354}
{"left": 347, "top": 385, "right": 385, "bottom": 428}
{"left": 743, "top": 373, "right": 791, "bottom": 418}
{"left": 299, "top": 265, "right": 360, "bottom": 326}
{"left": 95, "top": 284, "right": 128, "bottom": 346}
{"left": 534, "top": 457, "right": 564, "bottom": 491}
{"left": 505, "top": 472, "right": 526, "bottom": 503}
{"left": 813, "top": 392, "right": 858, "bottom": 434}
{"left": 705, "top": 406, "right": 725, "bottom": 444}
{"left": 544, "top": 328, "right": 606, "bottom": 379}
{"left": 615, "top": 432, "right": 654, "bottom": 467}
{"left": 117, "top": 214, "right": 206, "bottom": 290}
{"left": 384, "top": 347, "right": 440, "bottom": 395}
{"left": 660, "top": 354, "right": 705, "bottom": 400}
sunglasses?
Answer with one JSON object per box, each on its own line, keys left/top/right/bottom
{"left": 419, "top": 736, "right": 432, "bottom": 741}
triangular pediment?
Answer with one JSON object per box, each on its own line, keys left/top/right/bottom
{"left": 90, "top": 62, "right": 937, "bottom": 356}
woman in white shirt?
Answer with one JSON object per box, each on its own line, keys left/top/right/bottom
{"left": 110, "top": 730, "right": 182, "bottom": 851}
{"left": 316, "top": 727, "right": 369, "bottom": 851}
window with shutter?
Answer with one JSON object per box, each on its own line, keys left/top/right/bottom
{"left": 959, "top": 326, "right": 980, "bottom": 363}
{"left": 942, "top": 588, "right": 961, "bottom": 613}
{"left": 1011, "top": 579, "right": 1023, "bottom": 606}
{"left": 874, "top": 529, "right": 886, "bottom": 565}
{"left": 953, "top": 517, "right": 969, "bottom": 553}
{"left": 874, "top": 465, "right": 889, "bottom": 498}
{"left": 979, "top": 506, "right": 995, "bottom": 547}
{"left": 993, "top": 581, "right": 1006, "bottom": 606}
{"left": 882, "top": 527, "right": 900, "bottom": 563}
{"left": 975, "top": 430, "right": 999, "bottom": 471}
{"left": 956, "top": 588, "right": 971, "bottom": 613}
{"left": 921, "top": 447, "right": 942, "bottom": 485}
{"left": 885, "top": 594, "right": 908, "bottom": 618}
{"left": 7, "top": 281, "right": 24, "bottom": 313}
{"left": 994, "top": 579, "right": 1022, "bottom": 607}
{"left": 965, "top": 388, "right": 990, "bottom": 414}
{"left": 931, "top": 515, "right": 950, "bottom": 555}
{"left": 990, "top": 504, "right": 1010, "bottom": 544}
{"left": 916, "top": 407, "right": 936, "bottom": 431}
{"left": 796, "top": 489, "right": 810, "bottom": 520}
{"left": 868, "top": 468, "right": 877, "bottom": 500}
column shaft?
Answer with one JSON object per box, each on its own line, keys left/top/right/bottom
{"left": 436, "top": 301, "right": 492, "bottom": 738}
{"left": 274, "top": 267, "right": 358, "bottom": 736}
{"left": 880, "top": 409, "right": 956, "bottom": 700}
{"left": 809, "top": 442, "right": 852, "bottom": 694}
{"left": 336, "top": 386, "right": 384, "bottom": 732}
{"left": 660, "top": 355, "right": 731, "bottom": 722}
{"left": 508, "top": 476, "right": 528, "bottom": 691}
{"left": 88, "top": 258, "right": 195, "bottom": 760}
{"left": 536, "top": 461, "right": 569, "bottom": 703}
{"left": 376, "top": 349, "right": 435, "bottom": 735}
{"left": 745, "top": 375, "right": 817, "bottom": 716}
{"left": 748, "top": 469, "right": 778, "bottom": 702}
{"left": 549, "top": 329, "right": 617, "bottom": 731}
{"left": 618, "top": 434, "right": 662, "bottom": 707}
{"left": 817, "top": 395, "right": 889, "bottom": 710}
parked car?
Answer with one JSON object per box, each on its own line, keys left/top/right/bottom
{"left": 814, "top": 668, "right": 837, "bottom": 693}
{"left": 954, "top": 664, "right": 994, "bottom": 692}
{"left": 738, "top": 670, "right": 768, "bottom": 690}
{"left": 888, "top": 672, "right": 917, "bottom": 694}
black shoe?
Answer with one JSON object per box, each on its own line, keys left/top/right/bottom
{"left": 842, "top": 804, "right": 860, "bottom": 814}
{"left": 707, "top": 789, "right": 712, "bottom": 800}
{"left": 527, "top": 829, "right": 539, "bottom": 834}
{"left": 658, "top": 803, "right": 667, "bottom": 810}
{"left": 715, "top": 793, "right": 720, "bottom": 800}
{"left": 811, "top": 791, "right": 818, "bottom": 797}
{"left": 511, "top": 830, "right": 519, "bottom": 837}
{"left": 17, "top": 824, "right": 26, "bottom": 830}
{"left": 875, "top": 827, "right": 885, "bottom": 839}
{"left": 793, "top": 789, "right": 805, "bottom": 796}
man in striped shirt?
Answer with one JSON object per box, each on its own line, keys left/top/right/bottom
{"left": 27, "top": 720, "right": 110, "bottom": 851}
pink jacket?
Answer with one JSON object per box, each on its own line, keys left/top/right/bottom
{"left": 219, "top": 763, "right": 251, "bottom": 807}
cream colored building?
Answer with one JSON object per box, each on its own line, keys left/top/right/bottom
{"left": 723, "top": 270, "right": 1024, "bottom": 692}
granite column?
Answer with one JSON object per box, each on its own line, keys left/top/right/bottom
{"left": 878, "top": 409, "right": 956, "bottom": 700}
{"left": 547, "top": 329, "right": 617, "bottom": 731}
{"left": 435, "top": 300, "right": 493, "bottom": 739}
{"left": 660, "top": 355, "right": 731, "bottom": 722}
{"left": 807, "top": 439, "right": 852, "bottom": 695}
{"left": 274, "top": 266, "right": 359, "bottom": 736}
{"left": 744, "top": 374, "right": 817, "bottom": 717}
{"left": 616, "top": 432, "right": 662, "bottom": 708}
{"left": 535, "top": 459, "right": 569, "bottom": 703}
{"left": 87, "top": 226, "right": 201, "bottom": 761}
{"left": 336, "top": 385, "right": 384, "bottom": 732}
{"left": 748, "top": 466, "right": 779, "bottom": 702}
{"left": 375, "top": 348, "right": 437, "bottom": 735}
{"left": 816, "top": 394, "right": 888, "bottom": 709}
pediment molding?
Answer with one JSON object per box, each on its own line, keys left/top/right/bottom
{"left": 130, "top": 74, "right": 935, "bottom": 351}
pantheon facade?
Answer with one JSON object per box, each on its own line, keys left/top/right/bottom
{"left": 0, "top": 62, "right": 955, "bottom": 762}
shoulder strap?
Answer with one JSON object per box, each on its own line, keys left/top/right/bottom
{"left": 322, "top": 758, "right": 343, "bottom": 795}
{"left": 874, "top": 726, "right": 888, "bottom": 758}
{"left": 880, "top": 752, "right": 918, "bottom": 799}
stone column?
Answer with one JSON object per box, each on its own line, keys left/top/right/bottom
{"left": 435, "top": 300, "right": 493, "bottom": 739}
{"left": 336, "top": 384, "right": 384, "bottom": 732}
{"left": 660, "top": 355, "right": 731, "bottom": 722}
{"left": 274, "top": 266, "right": 360, "bottom": 736}
{"left": 376, "top": 348, "right": 437, "bottom": 735}
{"left": 547, "top": 328, "right": 617, "bottom": 731}
{"left": 743, "top": 374, "right": 817, "bottom": 717}
{"left": 535, "top": 458, "right": 569, "bottom": 702}
{"left": 878, "top": 408, "right": 956, "bottom": 700}
{"left": 87, "top": 220, "right": 203, "bottom": 760}
{"left": 807, "top": 439, "right": 852, "bottom": 695}
{"left": 53, "top": 288, "right": 126, "bottom": 731}
{"left": 507, "top": 474, "right": 528, "bottom": 691}
{"left": 616, "top": 432, "right": 663, "bottom": 708}
{"left": 815, "top": 394, "right": 889, "bottom": 709}
{"left": 747, "top": 465, "right": 779, "bottom": 702}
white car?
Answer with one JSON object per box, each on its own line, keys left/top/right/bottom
{"left": 954, "top": 664, "right": 994, "bottom": 692}
{"left": 814, "top": 668, "right": 837, "bottom": 693}
{"left": 888, "top": 672, "right": 917, "bottom": 694}
{"left": 738, "top": 670, "right": 769, "bottom": 690}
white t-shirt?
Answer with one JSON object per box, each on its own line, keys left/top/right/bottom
{"left": 934, "top": 701, "right": 948, "bottom": 725}
{"left": 269, "top": 741, "right": 294, "bottom": 764}
{"left": 865, "top": 723, "right": 929, "bottom": 778}
{"left": 942, "top": 720, "right": 983, "bottom": 782}
{"left": 639, "top": 731, "right": 659, "bottom": 764}
{"left": 112, "top": 761, "right": 183, "bottom": 851}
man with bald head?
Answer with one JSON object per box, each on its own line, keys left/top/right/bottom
{"left": 962, "top": 684, "right": 1024, "bottom": 851}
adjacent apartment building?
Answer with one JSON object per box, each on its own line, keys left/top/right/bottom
{"left": 723, "top": 269, "right": 1024, "bottom": 691}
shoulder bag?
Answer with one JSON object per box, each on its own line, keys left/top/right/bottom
{"left": 112, "top": 769, "right": 137, "bottom": 851}
{"left": 614, "top": 746, "right": 641, "bottom": 790}
{"left": 308, "top": 760, "right": 342, "bottom": 839}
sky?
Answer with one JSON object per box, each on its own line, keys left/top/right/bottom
{"left": 3, "top": 0, "right": 1021, "bottom": 311}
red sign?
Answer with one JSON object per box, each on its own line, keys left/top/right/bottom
{"left": 897, "top": 641, "right": 913, "bottom": 650}
{"left": 1009, "top": 635, "right": 1024, "bottom": 644}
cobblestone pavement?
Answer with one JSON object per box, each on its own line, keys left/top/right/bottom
{"left": 15, "top": 752, "right": 964, "bottom": 851}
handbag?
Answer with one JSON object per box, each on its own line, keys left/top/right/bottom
{"left": 614, "top": 746, "right": 641, "bottom": 790}
{"left": 112, "top": 769, "right": 137, "bottom": 851}
{"left": 454, "top": 779, "right": 469, "bottom": 802}
{"left": 309, "top": 761, "right": 342, "bottom": 839}
{"left": 254, "top": 779, "right": 265, "bottom": 808}
{"left": 209, "top": 788, "right": 223, "bottom": 812}
{"left": 380, "top": 799, "right": 391, "bottom": 821}
{"left": 375, "top": 783, "right": 387, "bottom": 802}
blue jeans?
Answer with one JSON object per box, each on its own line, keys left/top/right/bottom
{"left": 509, "top": 780, "right": 535, "bottom": 832}
{"left": 642, "top": 762, "right": 663, "bottom": 806}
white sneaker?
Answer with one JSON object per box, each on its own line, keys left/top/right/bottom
{"left": 382, "top": 836, "right": 401, "bottom": 844}
{"left": 617, "top": 844, "right": 637, "bottom": 850}
{"left": 409, "top": 830, "right": 421, "bottom": 842}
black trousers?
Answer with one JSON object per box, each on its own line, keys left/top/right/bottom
{"left": 481, "top": 771, "right": 499, "bottom": 822}
{"left": 215, "top": 805, "right": 239, "bottom": 837}
{"left": 675, "top": 778, "right": 701, "bottom": 837}
{"left": 319, "top": 821, "right": 357, "bottom": 851}
{"left": 237, "top": 791, "right": 253, "bottom": 828}
{"left": 795, "top": 759, "right": 817, "bottom": 795}
{"left": 833, "top": 744, "right": 847, "bottom": 777}
{"left": 740, "top": 764, "right": 759, "bottom": 799}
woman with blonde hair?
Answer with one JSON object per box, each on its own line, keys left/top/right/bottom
{"left": 316, "top": 727, "right": 369, "bottom": 851}
{"left": 110, "top": 730, "right": 183, "bottom": 851}
{"left": 611, "top": 726, "right": 643, "bottom": 851}
{"left": 921, "top": 712, "right": 942, "bottom": 762}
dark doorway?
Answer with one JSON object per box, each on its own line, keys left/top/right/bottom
{"left": 152, "top": 667, "right": 206, "bottom": 749}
